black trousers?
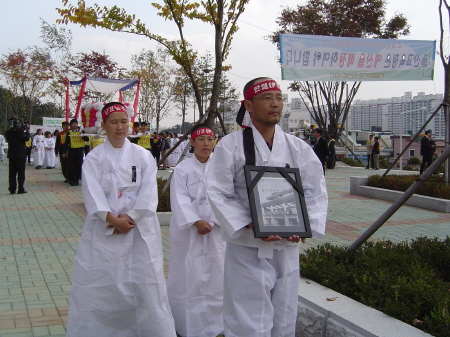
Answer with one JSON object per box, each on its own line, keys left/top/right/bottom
{"left": 60, "top": 153, "right": 69, "bottom": 181}
{"left": 9, "top": 158, "right": 26, "bottom": 192}
{"left": 420, "top": 155, "right": 433, "bottom": 174}
{"left": 68, "top": 148, "right": 84, "bottom": 183}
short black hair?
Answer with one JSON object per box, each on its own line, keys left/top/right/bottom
{"left": 314, "top": 128, "right": 323, "bottom": 135}
{"left": 141, "top": 121, "right": 148, "bottom": 126}
{"left": 133, "top": 122, "right": 141, "bottom": 127}
{"left": 62, "top": 121, "right": 69, "bottom": 127}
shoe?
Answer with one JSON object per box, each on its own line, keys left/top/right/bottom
{"left": 35, "top": 165, "right": 41, "bottom": 169}
{"left": 18, "top": 189, "right": 27, "bottom": 194}
{"left": 46, "top": 166, "right": 52, "bottom": 169}
{"left": 64, "top": 180, "right": 69, "bottom": 183}
{"left": 70, "top": 182, "right": 79, "bottom": 186}
{"left": 9, "top": 190, "right": 16, "bottom": 194}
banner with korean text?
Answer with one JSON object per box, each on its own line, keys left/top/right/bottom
{"left": 279, "top": 34, "right": 436, "bottom": 82}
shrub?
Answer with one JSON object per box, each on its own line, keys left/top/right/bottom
{"left": 367, "top": 174, "right": 450, "bottom": 200}
{"left": 300, "top": 237, "right": 450, "bottom": 337}
{"left": 339, "top": 157, "right": 365, "bottom": 167}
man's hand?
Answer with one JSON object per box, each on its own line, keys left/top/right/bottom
{"left": 194, "top": 220, "right": 212, "bottom": 235}
{"left": 248, "top": 223, "right": 305, "bottom": 243}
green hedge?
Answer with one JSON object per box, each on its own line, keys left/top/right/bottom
{"left": 300, "top": 237, "right": 450, "bottom": 337}
{"left": 368, "top": 174, "right": 450, "bottom": 200}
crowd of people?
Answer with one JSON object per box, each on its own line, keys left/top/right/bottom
{"left": 4, "top": 77, "right": 329, "bottom": 337}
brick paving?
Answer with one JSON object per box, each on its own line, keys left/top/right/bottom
{"left": 0, "top": 158, "right": 449, "bottom": 336}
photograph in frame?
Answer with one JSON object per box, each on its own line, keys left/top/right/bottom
{"left": 244, "top": 165, "right": 312, "bottom": 238}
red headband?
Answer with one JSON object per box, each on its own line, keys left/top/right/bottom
{"left": 191, "top": 127, "right": 214, "bottom": 140}
{"left": 243, "top": 80, "right": 281, "bottom": 100}
{"left": 102, "top": 104, "right": 128, "bottom": 121}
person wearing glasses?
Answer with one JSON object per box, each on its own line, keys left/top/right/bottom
{"left": 207, "top": 77, "right": 328, "bottom": 337}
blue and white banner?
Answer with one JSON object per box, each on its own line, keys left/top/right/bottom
{"left": 279, "top": 34, "right": 436, "bottom": 82}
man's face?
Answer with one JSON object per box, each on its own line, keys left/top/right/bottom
{"left": 313, "top": 131, "right": 321, "bottom": 139}
{"left": 140, "top": 125, "right": 147, "bottom": 133}
{"left": 62, "top": 124, "right": 69, "bottom": 132}
{"left": 70, "top": 122, "right": 78, "bottom": 130}
{"left": 244, "top": 81, "right": 283, "bottom": 128}
{"left": 133, "top": 125, "right": 140, "bottom": 133}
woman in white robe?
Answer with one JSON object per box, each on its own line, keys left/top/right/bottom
{"left": 66, "top": 102, "right": 176, "bottom": 337}
{"left": 32, "top": 129, "right": 45, "bottom": 168}
{"left": 43, "top": 131, "right": 56, "bottom": 168}
{"left": 168, "top": 125, "right": 225, "bottom": 337}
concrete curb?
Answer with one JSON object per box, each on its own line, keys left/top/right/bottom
{"left": 296, "top": 279, "right": 432, "bottom": 337}
{"left": 350, "top": 176, "right": 450, "bottom": 213}
{"left": 157, "top": 211, "right": 171, "bottom": 226}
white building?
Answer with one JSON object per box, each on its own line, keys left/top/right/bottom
{"left": 350, "top": 92, "right": 445, "bottom": 139}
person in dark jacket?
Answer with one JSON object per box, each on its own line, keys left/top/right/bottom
{"left": 420, "top": 130, "right": 435, "bottom": 174}
{"left": 372, "top": 136, "right": 380, "bottom": 170}
{"left": 327, "top": 134, "right": 336, "bottom": 169}
{"left": 313, "top": 128, "right": 328, "bottom": 173}
{"left": 5, "top": 118, "right": 31, "bottom": 194}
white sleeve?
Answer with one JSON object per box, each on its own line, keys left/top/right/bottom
{"left": 170, "top": 163, "right": 201, "bottom": 229}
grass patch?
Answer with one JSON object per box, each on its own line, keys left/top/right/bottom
{"left": 300, "top": 237, "right": 450, "bottom": 337}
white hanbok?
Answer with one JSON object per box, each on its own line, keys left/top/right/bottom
{"left": 66, "top": 139, "right": 176, "bottom": 337}
{"left": 43, "top": 137, "right": 55, "bottom": 168}
{"left": 207, "top": 121, "right": 328, "bottom": 337}
{"left": 168, "top": 154, "right": 225, "bottom": 337}
{"left": 32, "top": 134, "right": 45, "bottom": 167}
{"left": 167, "top": 138, "right": 180, "bottom": 167}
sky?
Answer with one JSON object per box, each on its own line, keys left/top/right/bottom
{"left": 1, "top": 0, "right": 448, "bottom": 128}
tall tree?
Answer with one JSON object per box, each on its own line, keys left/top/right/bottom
{"left": 68, "top": 51, "right": 123, "bottom": 102}
{"left": 40, "top": 19, "right": 73, "bottom": 110}
{"left": 438, "top": 0, "right": 450, "bottom": 182}
{"left": 56, "top": 0, "right": 250, "bottom": 128}
{"left": 130, "top": 48, "right": 176, "bottom": 132}
{"left": 271, "top": 0, "right": 410, "bottom": 139}
{"left": 0, "top": 47, "right": 54, "bottom": 123}
{"left": 173, "top": 70, "right": 193, "bottom": 133}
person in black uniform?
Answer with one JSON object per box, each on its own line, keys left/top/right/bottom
{"left": 420, "top": 129, "right": 435, "bottom": 175}
{"left": 64, "top": 119, "right": 88, "bottom": 186}
{"left": 5, "top": 118, "right": 31, "bottom": 194}
{"left": 313, "top": 128, "right": 328, "bottom": 174}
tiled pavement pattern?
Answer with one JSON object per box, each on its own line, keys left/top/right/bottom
{"left": 0, "top": 159, "right": 449, "bottom": 336}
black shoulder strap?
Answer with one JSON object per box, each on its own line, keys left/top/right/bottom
{"left": 243, "top": 127, "right": 255, "bottom": 166}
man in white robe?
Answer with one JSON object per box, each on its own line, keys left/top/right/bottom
{"left": 32, "top": 129, "right": 45, "bottom": 168}
{"left": 207, "top": 77, "right": 328, "bottom": 337}
{"left": 66, "top": 102, "right": 176, "bottom": 337}
{"left": 168, "top": 125, "right": 225, "bottom": 337}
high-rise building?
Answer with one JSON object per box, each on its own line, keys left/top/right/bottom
{"left": 350, "top": 92, "right": 445, "bottom": 139}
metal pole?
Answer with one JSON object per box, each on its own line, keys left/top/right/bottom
{"left": 445, "top": 104, "right": 449, "bottom": 183}
{"left": 347, "top": 144, "right": 450, "bottom": 252}
{"left": 400, "top": 112, "right": 403, "bottom": 170}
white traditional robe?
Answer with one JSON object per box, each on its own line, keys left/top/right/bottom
{"left": 32, "top": 134, "right": 45, "bottom": 167}
{"left": 66, "top": 139, "right": 176, "bottom": 337}
{"left": 207, "top": 121, "right": 328, "bottom": 337}
{"left": 167, "top": 137, "right": 182, "bottom": 167}
{"left": 43, "top": 137, "right": 55, "bottom": 168}
{"left": 168, "top": 154, "right": 225, "bottom": 337}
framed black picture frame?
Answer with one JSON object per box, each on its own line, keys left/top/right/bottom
{"left": 244, "top": 165, "right": 312, "bottom": 239}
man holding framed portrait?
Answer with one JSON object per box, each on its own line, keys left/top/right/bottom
{"left": 207, "top": 77, "right": 328, "bottom": 337}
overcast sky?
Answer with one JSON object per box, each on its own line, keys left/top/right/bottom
{"left": 1, "top": 0, "right": 447, "bottom": 127}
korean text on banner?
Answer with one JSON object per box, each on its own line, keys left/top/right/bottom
{"left": 279, "top": 34, "right": 436, "bottom": 82}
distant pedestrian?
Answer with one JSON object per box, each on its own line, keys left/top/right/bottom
{"left": 64, "top": 119, "right": 88, "bottom": 186}
{"left": 420, "top": 129, "right": 435, "bottom": 174}
{"left": 5, "top": 118, "right": 30, "bottom": 194}
{"left": 43, "top": 131, "right": 56, "bottom": 169}
{"left": 313, "top": 128, "right": 328, "bottom": 174}
{"left": 56, "top": 121, "right": 70, "bottom": 182}
{"left": 365, "top": 134, "right": 374, "bottom": 169}
{"left": 327, "top": 134, "right": 336, "bottom": 169}
{"left": 32, "top": 129, "right": 45, "bottom": 169}
{"left": 0, "top": 132, "right": 5, "bottom": 162}
{"left": 372, "top": 136, "right": 380, "bottom": 170}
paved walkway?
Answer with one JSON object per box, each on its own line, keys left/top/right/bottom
{"left": 0, "top": 158, "right": 448, "bottom": 336}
